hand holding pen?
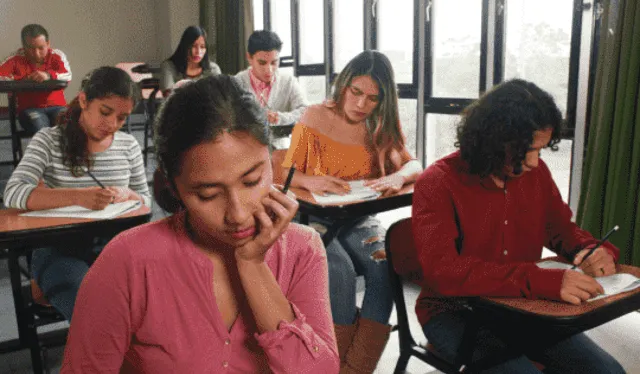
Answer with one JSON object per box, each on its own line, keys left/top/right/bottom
{"left": 572, "top": 225, "right": 619, "bottom": 277}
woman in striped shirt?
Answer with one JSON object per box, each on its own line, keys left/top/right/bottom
{"left": 4, "top": 66, "right": 151, "bottom": 320}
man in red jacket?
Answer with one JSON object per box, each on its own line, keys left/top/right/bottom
{"left": 412, "top": 79, "right": 625, "bottom": 373}
{"left": 0, "top": 24, "right": 72, "bottom": 134}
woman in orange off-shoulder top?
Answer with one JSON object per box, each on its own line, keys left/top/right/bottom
{"left": 281, "top": 51, "right": 422, "bottom": 373}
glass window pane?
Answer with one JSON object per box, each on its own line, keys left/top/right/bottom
{"left": 432, "top": 0, "right": 482, "bottom": 98}
{"left": 253, "top": 0, "right": 264, "bottom": 31}
{"left": 299, "top": 75, "right": 327, "bottom": 104}
{"left": 378, "top": 0, "right": 414, "bottom": 84}
{"left": 398, "top": 99, "right": 417, "bottom": 158}
{"left": 542, "top": 140, "right": 572, "bottom": 202}
{"left": 279, "top": 66, "right": 295, "bottom": 77}
{"left": 334, "top": 0, "right": 364, "bottom": 72}
{"left": 504, "top": 0, "right": 573, "bottom": 115}
{"left": 298, "top": 0, "right": 324, "bottom": 64}
{"left": 425, "top": 113, "right": 460, "bottom": 166}
{"left": 271, "top": 0, "right": 292, "bottom": 57}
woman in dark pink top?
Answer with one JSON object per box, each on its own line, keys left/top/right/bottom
{"left": 62, "top": 75, "right": 339, "bottom": 373}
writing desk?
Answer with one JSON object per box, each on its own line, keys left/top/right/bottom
{"left": 0, "top": 206, "right": 151, "bottom": 372}
{"left": 0, "top": 80, "right": 68, "bottom": 166}
{"left": 458, "top": 264, "right": 640, "bottom": 371}
{"left": 291, "top": 184, "right": 413, "bottom": 245}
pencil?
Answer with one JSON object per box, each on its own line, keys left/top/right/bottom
{"left": 572, "top": 225, "right": 619, "bottom": 269}
{"left": 282, "top": 163, "right": 296, "bottom": 194}
{"left": 86, "top": 170, "right": 106, "bottom": 189}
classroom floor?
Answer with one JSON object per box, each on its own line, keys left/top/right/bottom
{"left": 0, "top": 125, "right": 639, "bottom": 373}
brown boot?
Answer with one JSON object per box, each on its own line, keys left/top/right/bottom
{"left": 334, "top": 323, "right": 357, "bottom": 365}
{"left": 341, "top": 317, "right": 391, "bottom": 374}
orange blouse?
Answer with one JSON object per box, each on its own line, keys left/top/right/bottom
{"left": 282, "top": 123, "right": 412, "bottom": 181}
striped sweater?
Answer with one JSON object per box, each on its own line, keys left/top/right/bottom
{"left": 4, "top": 127, "right": 151, "bottom": 209}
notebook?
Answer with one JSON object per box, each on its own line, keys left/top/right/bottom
{"left": 536, "top": 260, "right": 640, "bottom": 301}
{"left": 312, "top": 180, "right": 381, "bottom": 205}
{"left": 20, "top": 200, "right": 142, "bottom": 220}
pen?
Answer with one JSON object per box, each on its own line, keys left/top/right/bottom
{"left": 572, "top": 225, "right": 619, "bottom": 269}
{"left": 86, "top": 170, "right": 106, "bottom": 189}
{"left": 282, "top": 163, "right": 296, "bottom": 194}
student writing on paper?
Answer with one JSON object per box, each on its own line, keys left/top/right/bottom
{"left": 3, "top": 66, "right": 151, "bottom": 320}
{"left": 281, "top": 51, "right": 422, "bottom": 373}
{"left": 412, "top": 80, "right": 625, "bottom": 373}
{"left": 62, "top": 75, "right": 338, "bottom": 373}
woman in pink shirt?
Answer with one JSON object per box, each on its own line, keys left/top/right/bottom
{"left": 62, "top": 75, "right": 339, "bottom": 373}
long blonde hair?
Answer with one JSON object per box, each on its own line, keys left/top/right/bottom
{"left": 331, "top": 50, "right": 406, "bottom": 176}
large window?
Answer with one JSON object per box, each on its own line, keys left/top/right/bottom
{"left": 432, "top": 0, "right": 482, "bottom": 98}
{"left": 253, "top": 0, "right": 264, "bottom": 30}
{"left": 377, "top": 0, "right": 415, "bottom": 85}
{"left": 298, "top": 0, "right": 325, "bottom": 65}
{"left": 270, "top": 0, "right": 292, "bottom": 57}
{"left": 333, "top": 0, "right": 364, "bottom": 72}
{"left": 504, "top": 0, "right": 574, "bottom": 115}
{"left": 425, "top": 114, "right": 460, "bottom": 166}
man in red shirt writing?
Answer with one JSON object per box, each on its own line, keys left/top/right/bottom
{"left": 412, "top": 79, "right": 625, "bottom": 373}
{"left": 0, "top": 24, "right": 72, "bottom": 134}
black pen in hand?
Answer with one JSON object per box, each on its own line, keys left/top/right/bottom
{"left": 572, "top": 225, "right": 619, "bottom": 270}
{"left": 282, "top": 163, "right": 296, "bottom": 194}
{"left": 86, "top": 170, "right": 105, "bottom": 189}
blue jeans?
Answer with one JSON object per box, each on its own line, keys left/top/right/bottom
{"left": 423, "top": 310, "right": 626, "bottom": 374}
{"left": 316, "top": 216, "right": 393, "bottom": 325}
{"left": 18, "top": 106, "right": 65, "bottom": 134}
{"left": 31, "top": 237, "right": 109, "bottom": 321}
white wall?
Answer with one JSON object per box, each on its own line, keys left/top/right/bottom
{"left": 0, "top": 0, "right": 199, "bottom": 104}
{"left": 160, "top": 0, "right": 200, "bottom": 58}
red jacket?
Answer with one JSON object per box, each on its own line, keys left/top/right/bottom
{"left": 411, "top": 151, "right": 619, "bottom": 326}
{"left": 0, "top": 47, "right": 71, "bottom": 111}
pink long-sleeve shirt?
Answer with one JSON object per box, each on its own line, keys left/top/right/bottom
{"left": 62, "top": 212, "right": 339, "bottom": 374}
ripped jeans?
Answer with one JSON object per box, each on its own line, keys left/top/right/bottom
{"left": 311, "top": 215, "right": 393, "bottom": 325}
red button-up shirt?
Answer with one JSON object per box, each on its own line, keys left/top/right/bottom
{"left": 411, "top": 151, "right": 619, "bottom": 326}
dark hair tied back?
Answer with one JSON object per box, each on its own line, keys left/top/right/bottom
{"left": 153, "top": 74, "right": 269, "bottom": 212}
{"left": 59, "top": 66, "right": 139, "bottom": 177}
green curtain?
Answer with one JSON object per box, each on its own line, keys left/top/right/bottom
{"left": 577, "top": 0, "right": 640, "bottom": 266}
{"left": 200, "top": 0, "right": 253, "bottom": 75}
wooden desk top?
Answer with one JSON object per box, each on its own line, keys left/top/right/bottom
{"left": 0, "top": 80, "right": 68, "bottom": 93}
{"left": 470, "top": 265, "right": 640, "bottom": 330}
{"left": 0, "top": 206, "right": 152, "bottom": 249}
{"left": 291, "top": 184, "right": 414, "bottom": 221}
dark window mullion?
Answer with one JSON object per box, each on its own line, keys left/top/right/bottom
{"left": 291, "top": 0, "right": 301, "bottom": 76}
{"left": 263, "top": 0, "right": 271, "bottom": 30}
{"left": 411, "top": 0, "right": 420, "bottom": 90}
{"left": 365, "top": 0, "right": 375, "bottom": 50}
{"left": 480, "top": 0, "right": 490, "bottom": 93}
{"left": 493, "top": 0, "right": 505, "bottom": 85}
{"left": 424, "top": 0, "right": 434, "bottom": 100}
{"left": 564, "top": 0, "right": 586, "bottom": 139}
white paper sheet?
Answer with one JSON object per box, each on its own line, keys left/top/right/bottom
{"left": 536, "top": 260, "right": 640, "bottom": 301}
{"left": 311, "top": 180, "right": 381, "bottom": 205}
{"left": 20, "top": 200, "right": 142, "bottom": 220}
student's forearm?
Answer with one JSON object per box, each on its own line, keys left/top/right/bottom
{"left": 284, "top": 169, "right": 309, "bottom": 189}
{"left": 26, "top": 187, "right": 83, "bottom": 210}
{"left": 237, "top": 259, "right": 294, "bottom": 333}
{"left": 394, "top": 159, "right": 422, "bottom": 184}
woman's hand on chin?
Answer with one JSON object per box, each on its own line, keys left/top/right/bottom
{"left": 234, "top": 186, "right": 298, "bottom": 264}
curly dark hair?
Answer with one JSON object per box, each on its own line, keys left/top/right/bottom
{"left": 455, "top": 79, "right": 563, "bottom": 177}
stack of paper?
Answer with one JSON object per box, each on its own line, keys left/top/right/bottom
{"left": 537, "top": 260, "right": 640, "bottom": 301}
{"left": 312, "top": 180, "right": 381, "bottom": 205}
{"left": 20, "top": 200, "right": 142, "bottom": 220}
